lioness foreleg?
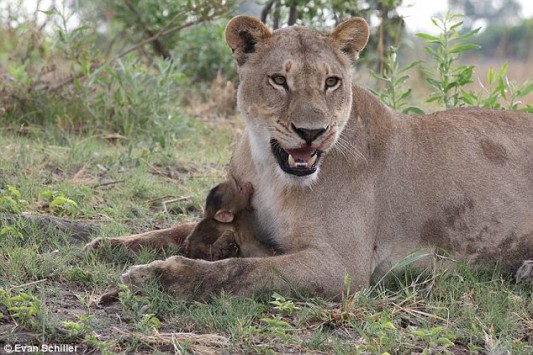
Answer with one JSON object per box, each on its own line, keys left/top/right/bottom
{"left": 120, "top": 249, "right": 368, "bottom": 301}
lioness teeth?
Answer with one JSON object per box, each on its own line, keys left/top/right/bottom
{"left": 287, "top": 153, "right": 317, "bottom": 169}
{"left": 288, "top": 154, "right": 296, "bottom": 168}
{"left": 308, "top": 154, "right": 317, "bottom": 166}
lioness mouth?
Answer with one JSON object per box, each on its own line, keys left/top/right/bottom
{"left": 270, "top": 139, "right": 323, "bottom": 176}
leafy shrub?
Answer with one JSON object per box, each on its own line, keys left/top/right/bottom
{"left": 86, "top": 56, "right": 190, "bottom": 140}
{"left": 0, "top": 288, "right": 41, "bottom": 328}
{"left": 175, "top": 21, "right": 237, "bottom": 82}
{"left": 41, "top": 190, "right": 79, "bottom": 217}
{"left": 370, "top": 47, "right": 424, "bottom": 114}
{"left": 374, "top": 12, "right": 533, "bottom": 113}
{"left": 0, "top": 185, "right": 27, "bottom": 213}
{"left": 416, "top": 12, "right": 481, "bottom": 109}
{"left": 0, "top": 2, "right": 233, "bottom": 147}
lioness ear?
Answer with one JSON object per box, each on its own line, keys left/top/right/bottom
{"left": 331, "top": 17, "right": 369, "bottom": 61}
{"left": 225, "top": 15, "right": 272, "bottom": 66}
{"left": 214, "top": 210, "right": 235, "bottom": 223}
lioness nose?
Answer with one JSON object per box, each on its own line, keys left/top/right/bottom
{"left": 291, "top": 124, "right": 328, "bottom": 145}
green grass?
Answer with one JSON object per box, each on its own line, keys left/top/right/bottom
{"left": 0, "top": 121, "right": 532, "bottom": 354}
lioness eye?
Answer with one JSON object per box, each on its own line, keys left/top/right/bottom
{"left": 325, "top": 77, "right": 340, "bottom": 88}
{"left": 271, "top": 75, "right": 287, "bottom": 86}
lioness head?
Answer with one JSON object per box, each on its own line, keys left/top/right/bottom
{"left": 225, "top": 16, "right": 369, "bottom": 185}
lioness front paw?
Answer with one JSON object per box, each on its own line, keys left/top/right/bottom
{"left": 120, "top": 256, "right": 219, "bottom": 300}
{"left": 516, "top": 260, "right": 533, "bottom": 283}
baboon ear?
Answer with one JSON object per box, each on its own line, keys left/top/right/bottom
{"left": 225, "top": 15, "right": 272, "bottom": 66}
{"left": 331, "top": 17, "right": 369, "bottom": 61}
{"left": 214, "top": 210, "right": 235, "bottom": 223}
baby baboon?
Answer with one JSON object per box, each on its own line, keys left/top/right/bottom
{"left": 184, "top": 177, "right": 273, "bottom": 261}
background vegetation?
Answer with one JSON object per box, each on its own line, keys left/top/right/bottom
{"left": 1, "top": 0, "right": 532, "bottom": 353}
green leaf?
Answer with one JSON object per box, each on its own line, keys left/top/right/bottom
{"left": 461, "top": 27, "right": 482, "bottom": 39}
{"left": 487, "top": 67, "right": 494, "bottom": 84}
{"left": 449, "top": 21, "right": 464, "bottom": 31}
{"left": 424, "top": 47, "right": 436, "bottom": 57}
{"left": 399, "top": 60, "right": 421, "bottom": 73}
{"left": 426, "top": 96, "right": 441, "bottom": 103}
{"left": 445, "top": 82, "right": 459, "bottom": 91}
{"left": 41, "top": 190, "right": 55, "bottom": 199}
{"left": 518, "top": 82, "right": 533, "bottom": 97}
{"left": 460, "top": 90, "right": 475, "bottom": 105}
{"left": 416, "top": 33, "right": 440, "bottom": 42}
{"left": 412, "top": 329, "right": 427, "bottom": 337}
{"left": 6, "top": 186, "right": 21, "bottom": 199}
{"left": 437, "top": 337, "right": 455, "bottom": 347}
{"left": 449, "top": 44, "right": 480, "bottom": 54}
{"left": 399, "top": 89, "right": 412, "bottom": 101}
{"left": 403, "top": 106, "right": 425, "bottom": 115}
{"left": 498, "top": 63, "right": 509, "bottom": 77}
{"left": 39, "top": 9, "right": 57, "bottom": 15}
{"left": 519, "top": 105, "right": 533, "bottom": 113}
{"left": 395, "top": 75, "right": 410, "bottom": 85}
{"left": 426, "top": 78, "right": 442, "bottom": 89}
{"left": 383, "top": 321, "right": 396, "bottom": 330}
{"left": 50, "top": 196, "right": 78, "bottom": 209}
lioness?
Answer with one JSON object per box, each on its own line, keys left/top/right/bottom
{"left": 184, "top": 177, "right": 272, "bottom": 260}
{"left": 87, "top": 16, "right": 533, "bottom": 300}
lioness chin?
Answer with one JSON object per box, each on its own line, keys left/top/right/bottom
{"left": 89, "top": 16, "right": 533, "bottom": 301}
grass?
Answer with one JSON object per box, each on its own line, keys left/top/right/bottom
{"left": 0, "top": 117, "right": 532, "bottom": 354}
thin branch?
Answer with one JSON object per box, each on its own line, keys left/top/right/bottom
{"left": 91, "top": 180, "right": 126, "bottom": 188}
{"left": 8, "top": 279, "right": 48, "bottom": 291}
{"left": 116, "top": 15, "right": 217, "bottom": 60}
{"left": 288, "top": 5, "right": 298, "bottom": 26}
{"left": 124, "top": 0, "right": 171, "bottom": 59}
{"left": 261, "top": 0, "right": 275, "bottom": 23}
{"left": 44, "top": 5, "right": 225, "bottom": 93}
{"left": 162, "top": 196, "right": 192, "bottom": 213}
{"left": 273, "top": 0, "right": 281, "bottom": 30}
{"left": 145, "top": 195, "right": 190, "bottom": 204}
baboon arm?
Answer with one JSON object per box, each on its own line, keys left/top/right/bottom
{"left": 237, "top": 233, "right": 273, "bottom": 257}
{"left": 84, "top": 222, "right": 197, "bottom": 252}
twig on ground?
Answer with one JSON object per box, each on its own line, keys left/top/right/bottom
{"left": 391, "top": 302, "right": 450, "bottom": 323}
{"left": 146, "top": 195, "right": 190, "bottom": 204}
{"left": 92, "top": 180, "right": 126, "bottom": 189}
{"left": 162, "top": 197, "right": 191, "bottom": 213}
{"left": 8, "top": 279, "right": 48, "bottom": 291}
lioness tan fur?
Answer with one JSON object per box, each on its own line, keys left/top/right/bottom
{"left": 86, "top": 16, "right": 533, "bottom": 300}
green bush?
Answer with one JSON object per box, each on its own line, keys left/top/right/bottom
{"left": 373, "top": 12, "right": 533, "bottom": 113}
{"left": 0, "top": 2, "right": 235, "bottom": 146}
{"left": 174, "top": 21, "right": 237, "bottom": 82}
